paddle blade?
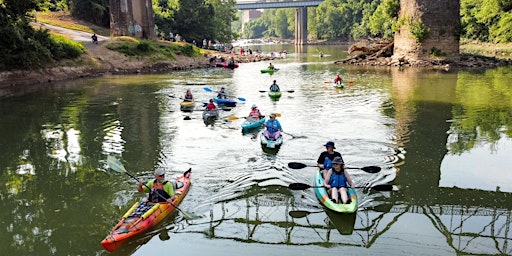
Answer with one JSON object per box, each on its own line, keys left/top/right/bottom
{"left": 237, "top": 97, "right": 246, "bottom": 101}
{"left": 287, "top": 162, "right": 309, "bottom": 169}
{"left": 288, "top": 183, "right": 312, "bottom": 190}
{"left": 361, "top": 166, "right": 381, "bottom": 173}
{"left": 107, "top": 155, "right": 126, "bottom": 173}
{"left": 370, "top": 184, "right": 394, "bottom": 191}
{"left": 286, "top": 90, "right": 295, "bottom": 93}
{"left": 203, "top": 87, "right": 213, "bottom": 92}
{"left": 227, "top": 116, "right": 240, "bottom": 121}
{"left": 289, "top": 210, "right": 312, "bottom": 218}
{"left": 259, "top": 90, "right": 266, "bottom": 93}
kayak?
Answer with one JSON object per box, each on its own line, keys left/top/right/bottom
{"left": 313, "top": 170, "right": 357, "bottom": 213}
{"left": 260, "top": 133, "right": 283, "bottom": 148}
{"left": 260, "top": 69, "right": 279, "bottom": 73}
{"left": 213, "top": 97, "right": 237, "bottom": 107}
{"left": 100, "top": 170, "right": 192, "bottom": 252}
{"left": 180, "top": 100, "right": 195, "bottom": 111}
{"left": 215, "top": 62, "right": 239, "bottom": 69}
{"left": 334, "top": 83, "right": 345, "bottom": 89}
{"left": 202, "top": 109, "right": 219, "bottom": 124}
{"left": 268, "top": 91, "right": 282, "bottom": 99}
{"left": 241, "top": 116, "right": 265, "bottom": 132}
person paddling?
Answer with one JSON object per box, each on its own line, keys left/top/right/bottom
{"left": 323, "top": 157, "right": 355, "bottom": 204}
{"left": 269, "top": 80, "right": 280, "bottom": 92}
{"left": 248, "top": 104, "right": 262, "bottom": 121}
{"left": 334, "top": 73, "right": 343, "bottom": 85}
{"left": 317, "top": 141, "right": 343, "bottom": 178}
{"left": 138, "top": 168, "right": 176, "bottom": 204}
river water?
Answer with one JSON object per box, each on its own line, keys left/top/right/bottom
{"left": 1, "top": 45, "right": 511, "bottom": 256}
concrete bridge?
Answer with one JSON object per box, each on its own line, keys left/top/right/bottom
{"left": 235, "top": 0, "right": 323, "bottom": 45}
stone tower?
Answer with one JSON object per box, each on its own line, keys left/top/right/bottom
{"left": 109, "top": 0, "right": 156, "bottom": 39}
{"left": 393, "top": 0, "right": 460, "bottom": 62}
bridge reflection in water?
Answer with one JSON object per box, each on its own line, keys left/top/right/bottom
{"left": 181, "top": 192, "right": 511, "bottom": 255}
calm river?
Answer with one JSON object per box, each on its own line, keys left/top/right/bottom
{"left": 1, "top": 45, "right": 511, "bottom": 256}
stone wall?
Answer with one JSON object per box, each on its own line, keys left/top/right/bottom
{"left": 110, "top": 0, "right": 155, "bottom": 39}
{"left": 393, "top": 0, "right": 460, "bottom": 62}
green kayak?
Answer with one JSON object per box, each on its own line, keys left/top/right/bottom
{"left": 268, "top": 91, "right": 282, "bottom": 99}
{"left": 260, "top": 69, "right": 279, "bottom": 74}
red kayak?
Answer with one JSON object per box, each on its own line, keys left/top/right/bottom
{"left": 215, "top": 62, "right": 239, "bottom": 68}
{"left": 101, "top": 169, "right": 192, "bottom": 252}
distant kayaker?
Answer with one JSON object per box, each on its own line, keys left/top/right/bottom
{"left": 138, "top": 168, "right": 175, "bottom": 204}
{"left": 217, "top": 87, "right": 228, "bottom": 99}
{"left": 334, "top": 73, "right": 343, "bottom": 85}
{"left": 248, "top": 104, "right": 262, "bottom": 121}
{"left": 317, "top": 141, "right": 343, "bottom": 177}
{"left": 206, "top": 99, "right": 216, "bottom": 110}
{"left": 263, "top": 113, "right": 283, "bottom": 140}
{"left": 323, "top": 156, "right": 355, "bottom": 204}
{"left": 184, "top": 89, "right": 194, "bottom": 102}
{"left": 268, "top": 63, "right": 275, "bottom": 70}
{"left": 269, "top": 80, "right": 280, "bottom": 92}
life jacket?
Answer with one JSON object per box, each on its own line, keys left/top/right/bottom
{"left": 184, "top": 94, "right": 193, "bottom": 101}
{"left": 207, "top": 103, "right": 216, "bottom": 110}
{"left": 148, "top": 180, "right": 171, "bottom": 203}
{"left": 323, "top": 157, "right": 333, "bottom": 170}
{"left": 266, "top": 119, "right": 280, "bottom": 133}
{"left": 328, "top": 170, "right": 348, "bottom": 188}
{"left": 249, "top": 109, "right": 261, "bottom": 118}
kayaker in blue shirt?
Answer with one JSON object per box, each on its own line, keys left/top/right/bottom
{"left": 263, "top": 113, "right": 282, "bottom": 139}
{"left": 323, "top": 157, "right": 355, "bottom": 204}
{"left": 217, "top": 87, "right": 228, "bottom": 99}
{"left": 317, "top": 141, "right": 343, "bottom": 177}
{"left": 269, "top": 80, "right": 280, "bottom": 92}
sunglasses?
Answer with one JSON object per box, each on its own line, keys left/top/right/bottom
{"left": 158, "top": 174, "right": 165, "bottom": 177}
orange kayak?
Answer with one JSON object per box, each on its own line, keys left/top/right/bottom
{"left": 101, "top": 169, "right": 192, "bottom": 252}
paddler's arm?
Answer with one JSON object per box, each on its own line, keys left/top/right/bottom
{"left": 164, "top": 182, "right": 176, "bottom": 203}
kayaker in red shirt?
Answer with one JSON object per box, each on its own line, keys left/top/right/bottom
{"left": 248, "top": 104, "right": 262, "bottom": 121}
{"left": 206, "top": 99, "right": 216, "bottom": 110}
{"left": 334, "top": 73, "right": 343, "bottom": 85}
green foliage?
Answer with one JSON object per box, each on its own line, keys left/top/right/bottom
{"left": 69, "top": 0, "right": 109, "bottom": 27}
{"left": 0, "top": 1, "right": 86, "bottom": 71}
{"left": 430, "top": 47, "right": 447, "bottom": 57}
{"left": 409, "top": 19, "right": 430, "bottom": 42}
{"left": 106, "top": 39, "right": 201, "bottom": 58}
{"left": 460, "top": 0, "right": 512, "bottom": 43}
{"left": 368, "top": 0, "right": 398, "bottom": 39}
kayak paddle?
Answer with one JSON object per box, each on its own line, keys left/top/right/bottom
{"left": 203, "top": 87, "right": 246, "bottom": 101}
{"left": 259, "top": 90, "right": 295, "bottom": 93}
{"left": 287, "top": 162, "right": 381, "bottom": 173}
{"left": 107, "top": 155, "right": 200, "bottom": 220}
{"left": 288, "top": 182, "right": 394, "bottom": 191}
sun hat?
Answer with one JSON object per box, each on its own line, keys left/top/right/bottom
{"left": 252, "top": 104, "right": 257, "bottom": 108}
{"left": 323, "top": 141, "right": 336, "bottom": 149}
{"left": 332, "top": 156, "right": 344, "bottom": 165}
{"left": 154, "top": 168, "right": 166, "bottom": 176}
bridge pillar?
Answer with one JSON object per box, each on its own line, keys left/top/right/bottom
{"left": 110, "top": 0, "right": 156, "bottom": 39}
{"left": 393, "top": 0, "right": 460, "bottom": 61}
{"left": 295, "top": 7, "right": 307, "bottom": 45}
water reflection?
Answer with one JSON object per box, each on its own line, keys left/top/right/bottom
{"left": 0, "top": 52, "right": 511, "bottom": 255}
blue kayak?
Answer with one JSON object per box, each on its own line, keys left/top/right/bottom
{"left": 260, "top": 133, "right": 283, "bottom": 148}
{"left": 241, "top": 117, "right": 265, "bottom": 132}
{"left": 214, "top": 97, "right": 237, "bottom": 107}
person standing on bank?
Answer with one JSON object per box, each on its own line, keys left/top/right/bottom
{"left": 138, "top": 168, "right": 175, "bottom": 204}
{"left": 317, "top": 141, "right": 343, "bottom": 177}
{"left": 323, "top": 156, "right": 355, "bottom": 204}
